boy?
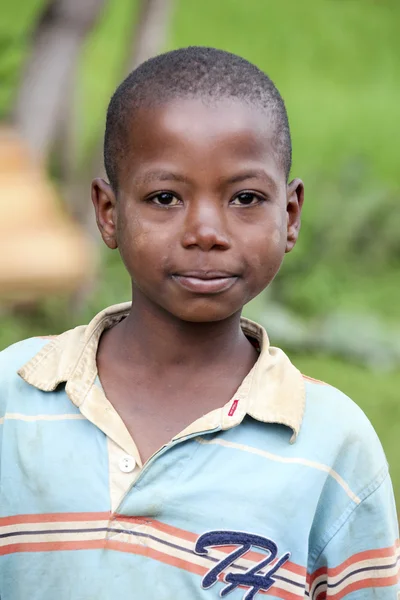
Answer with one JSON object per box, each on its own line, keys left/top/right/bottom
{"left": 0, "top": 47, "right": 398, "bottom": 600}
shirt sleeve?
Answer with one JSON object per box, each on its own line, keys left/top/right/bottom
{"left": 308, "top": 471, "right": 400, "bottom": 599}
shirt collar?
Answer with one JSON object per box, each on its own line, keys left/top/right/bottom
{"left": 18, "top": 302, "right": 305, "bottom": 444}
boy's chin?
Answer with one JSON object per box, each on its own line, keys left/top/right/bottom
{"left": 169, "top": 302, "right": 242, "bottom": 324}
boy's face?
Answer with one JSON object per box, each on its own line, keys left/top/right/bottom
{"left": 92, "top": 99, "right": 304, "bottom": 323}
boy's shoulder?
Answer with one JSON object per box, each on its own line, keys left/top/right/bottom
{"left": 301, "top": 372, "right": 374, "bottom": 432}
{"left": 0, "top": 325, "right": 88, "bottom": 419}
{"left": 0, "top": 303, "right": 131, "bottom": 393}
{"left": 299, "top": 371, "right": 387, "bottom": 482}
{"left": 0, "top": 336, "right": 56, "bottom": 413}
{"left": 0, "top": 335, "right": 55, "bottom": 376}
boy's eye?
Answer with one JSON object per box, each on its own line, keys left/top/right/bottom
{"left": 149, "top": 192, "right": 181, "bottom": 207}
{"left": 230, "top": 192, "right": 263, "bottom": 206}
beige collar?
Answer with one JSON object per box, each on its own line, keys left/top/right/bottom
{"left": 18, "top": 302, "right": 305, "bottom": 450}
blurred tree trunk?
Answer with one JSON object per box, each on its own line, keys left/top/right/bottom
{"left": 13, "top": 0, "right": 106, "bottom": 162}
{"left": 14, "top": 0, "right": 174, "bottom": 217}
{"left": 65, "top": 0, "right": 175, "bottom": 226}
{"left": 130, "top": 0, "right": 174, "bottom": 69}
{"left": 85, "top": 0, "right": 175, "bottom": 184}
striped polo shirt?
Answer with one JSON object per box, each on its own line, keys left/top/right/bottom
{"left": 0, "top": 302, "right": 399, "bottom": 600}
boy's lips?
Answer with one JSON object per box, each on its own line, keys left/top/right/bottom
{"left": 171, "top": 271, "right": 239, "bottom": 294}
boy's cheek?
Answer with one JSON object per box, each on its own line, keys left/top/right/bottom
{"left": 118, "top": 217, "right": 156, "bottom": 258}
{"left": 271, "top": 228, "right": 283, "bottom": 246}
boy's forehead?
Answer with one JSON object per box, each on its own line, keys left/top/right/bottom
{"left": 129, "top": 97, "right": 274, "bottom": 138}
{"left": 123, "top": 98, "right": 280, "bottom": 169}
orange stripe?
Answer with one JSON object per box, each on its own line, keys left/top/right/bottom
{"left": 0, "top": 537, "right": 304, "bottom": 599}
{"left": 113, "top": 514, "right": 198, "bottom": 543}
{"left": 0, "top": 511, "right": 306, "bottom": 585}
{"left": 0, "top": 512, "right": 111, "bottom": 527}
{"left": 113, "top": 515, "right": 306, "bottom": 577}
{"left": 264, "top": 590, "right": 303, "bottom": 600}
{"left": 109, "top": 542, "right": 293, "bottom": 597}
{"left": 309, "top": 540, "right": 400, "bottom": 584}
{"left": 327, "top": 574, "right": 400, "bottom": 600}
{"left": 106, "top": 539, "right": 207, "bottom": 576}
{"left": 269, "top": 557, "right": 305, "bottom": 577}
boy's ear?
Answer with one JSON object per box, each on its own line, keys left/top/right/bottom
{"left": 91, "top": 178, "right": 118, "bottom": 250}
{"left": 285, "top": 178, "right": 304, "bottom": 253}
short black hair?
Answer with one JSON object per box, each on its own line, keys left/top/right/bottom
{"left": 104, "top": 46, "right": 292, "bottom": 191}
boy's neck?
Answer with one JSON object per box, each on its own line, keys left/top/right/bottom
{"left": 104, "top": 293, "right": 253, "bottom": 372}
{"left": 96, "top": 292, "right": 259, "bottom": 463}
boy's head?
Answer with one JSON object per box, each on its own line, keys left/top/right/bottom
{"left": 92, "top": 47, "right": 304, "bottom": 323}
{"left": 104, "top": 46, "right": 292, "bottom": 193}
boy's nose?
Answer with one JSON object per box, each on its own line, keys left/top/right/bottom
{"left": 181, "top": 203, "right": 231, "bottom": 251}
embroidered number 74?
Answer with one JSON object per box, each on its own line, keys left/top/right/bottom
{"left": 195, "top": 530, "right": 290, "bottom": 600}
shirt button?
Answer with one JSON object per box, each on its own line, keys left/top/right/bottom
{"left": 119, "top": 455, "right": 136, "bottom": 473}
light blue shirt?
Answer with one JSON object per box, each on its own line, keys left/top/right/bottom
{"left": 0, "top": 303, "right": 399, "bottom": 599}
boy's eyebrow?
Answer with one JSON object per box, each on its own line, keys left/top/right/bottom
{"left": 222, "top": 169, "right": 278, "bottom": 191}
{"left": 136, "top": 170, "right": 190, "bottom": 185}
{"left": 135, "top": 168, "right": 278, "bottom": 191}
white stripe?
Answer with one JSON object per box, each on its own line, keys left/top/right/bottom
{"left": 0, "top": 529, "right": 107, "bottom": 547}
{"left": 327, "top": 554, "right": 398, "bottom": 586}
{"left": 0, "top": 413, "right": 86, "bottom": 424}
{"left": 196, "top": 437, "right": 361, "bottom": 504}
{"left": 310, "top": 551, "right": 400, "bottom": 598}
{"left": 13, "top": 528, "right": 303, "bottom": 598}
{"left": 328, "top": 563, "right": 399, "bottom": 597}
{"left": 0, "top": 518, "right": 305, "bottom": 593}
{"left": 0, "top": 519, "right": 110, "bottom": 538}
{"left": 114, "top": 516, "right": 306, "bottom": 586}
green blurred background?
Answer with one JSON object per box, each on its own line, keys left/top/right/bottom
{"left": 1, "top": 0, "right": 399, "bottom": 500}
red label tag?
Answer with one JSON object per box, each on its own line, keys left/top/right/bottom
{"left": 228, "top": 399, "right": 239, "bottom": 417}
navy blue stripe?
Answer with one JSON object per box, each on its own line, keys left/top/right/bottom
{"left": 0, "top": 525, "right": 306, "bottom": 590}
{"left": 0, "top": 527, "right": 211, "bottom": 562}
{"left": 311, "top": 553, "right": 400, "bottom": 597}
{"left": 0, "top": 527, "right": 106, "bottom": 540}
{"left": 273, "top": 574, "right": 305, "bottom": 589}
